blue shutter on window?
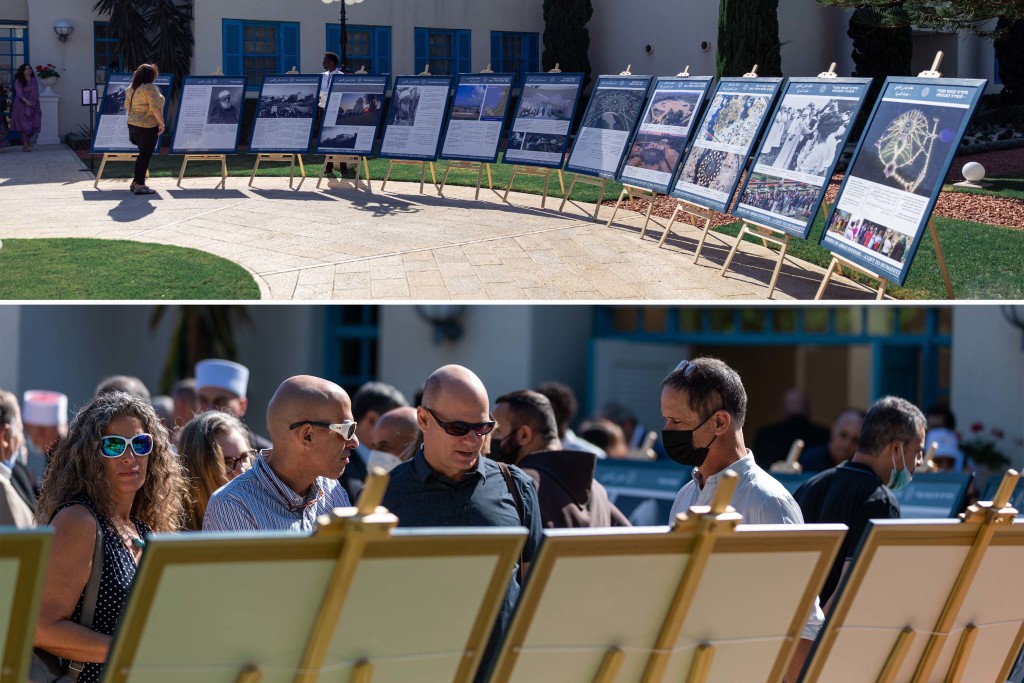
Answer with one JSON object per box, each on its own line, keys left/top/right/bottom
{"left": 490, "top": 32, "right": 503, "bottom": 73}
{"left": 414, "top": 28, "right": 429, "bottom": 74}
{"left": 326, "top": 24, "right": 340, "bottom": 57}
{"left": 222, "top": 19, "right": 244, "bottom": 76}
{"left": 280, "top": 22, "right": 300, "bottom": 73}
{"left": 374, "top": 26, "right": 391, "bottom": 75}
{"left": 456, "top": 29, "right": 471, "bottom": 74}
{"left": 525, "top": 33, "right": 539, "bottom": 73}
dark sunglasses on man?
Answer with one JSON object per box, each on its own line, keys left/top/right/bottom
{"left": 422, "top": 406, "right": 496, "bottom": 437}
{"left": 289, "top": 420, "right": 358, "bottom": 440}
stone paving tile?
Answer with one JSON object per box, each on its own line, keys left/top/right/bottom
{"left": 370, "top": 278, "right": 411, "bottom": 298}
{"left": 407, "top": 285, "right": 452, "bottom": 300}
{"left": 406, "top": 270, "right": 446, "bottom": 287}
{"left": 523, "top": 287, "right": 566, "bottom": 300}
{"left": 483, "top": 281, "right": 528, "bottom": 298}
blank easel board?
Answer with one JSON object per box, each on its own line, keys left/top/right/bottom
{"left": 490, "top": 522, "right": 844, "bottom": 683}
{"left": 802, "top": 518, "right": 1024, "bottom": 682}
{"left": 0, "top": 528, "right": 53, "bottom": 683}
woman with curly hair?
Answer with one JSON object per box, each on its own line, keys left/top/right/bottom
{"left": 34, "top": 391, "right": 185, "bottom": 683}
{"left": 177, "top": 411, "right": 254, "bottom": 531}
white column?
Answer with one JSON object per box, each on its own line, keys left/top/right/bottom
{"left": 38, "top": 93, "right": 61, "bottom": 145}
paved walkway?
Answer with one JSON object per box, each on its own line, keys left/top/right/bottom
{"left": 0, "top": 145, "right": 877, "bottom": 300}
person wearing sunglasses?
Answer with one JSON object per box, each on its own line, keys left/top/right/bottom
{"left": 382, "top": 365, "right": 543, "bottom": 683}
{"left": 661, "top": 357, "right": 825, "bottom": 682}
{"left": 203, "top": 375, "right": 355, "bottom": 533}
{"left": 34, "top": 391, "right": 186, "bottom": 683}
{"left": 177, "top": 411, "right": 255, "bottom": 531}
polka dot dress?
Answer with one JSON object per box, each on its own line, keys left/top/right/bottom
{"left": 54, "top": 498, "right": 149, "bottom": 683}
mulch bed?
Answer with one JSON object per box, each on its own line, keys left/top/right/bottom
{"left": 606, "top": 148, "right": 1024, "bottom": 230}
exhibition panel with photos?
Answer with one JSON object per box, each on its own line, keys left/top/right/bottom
{"left": 503, "top": 72, "right": 585, "bottom": 169}
{"left": 820, "top": 77, "right": 986, "bottom": 287}
{"left": 564, "top": 74, "right": 653, "bottom": 179}
{"left": 615, "top": 75, "right": 714, "bottom": 195}
{"left": 440, "top": 72, "right": 514, "bottom": 163}
{"left": 91, "top": 73, "right": 174, "bottom": 153}
{"left": 248, "top": 74, "right": 320, "bottom": 154}
{"left": 733, "top": 77, "right": 871, "bottom": 238}
{"left": 170, "top": 76, "right": 246, "bottom": 154}
{"left": 379, "top": 75, "right": 454, "bottom": 161}
{"left": 316, "top": 74, "right": 390, "bottom": 157}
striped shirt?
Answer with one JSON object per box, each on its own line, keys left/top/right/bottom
{"left": 203, "top": 452, "right": 351, "bottom": 532}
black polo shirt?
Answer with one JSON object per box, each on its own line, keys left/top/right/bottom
{"left": 382, "top": 449, "right": 542, "bottom": 682}
{"left": 794, "top": 460, "right": 900, "bottom": 603}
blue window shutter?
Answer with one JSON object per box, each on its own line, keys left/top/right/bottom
{"left": 414, "top": 28, "right": 428, "bottom": 74}
{"left": 326, "top": 24, "right": 340, "bottom": 56}
{"left": 222, "top": 19, "right": 243, "bottom": 76}
{"left": 280, "top": 22, "right": 300, "bottom": 74}
{"left": 490, "top": 32, "right": 503, "bottom": 73}
{"left": 526, "top": 33, "right": 539, "bottom": 73}
{"left": 457, "top": 29, "right": 471, "bottom": 74}
{"left": 374, "top": 26, "right": 391, "bottom": 75}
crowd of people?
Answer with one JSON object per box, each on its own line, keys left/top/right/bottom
{"left": 0, "top": 355, "right": 981, "bottom": 681}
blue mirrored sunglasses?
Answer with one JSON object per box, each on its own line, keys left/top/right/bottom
{"left": 99, "top": 434, "right": 154, "bottom": 458}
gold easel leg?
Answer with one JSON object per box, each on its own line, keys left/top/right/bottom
{"left": 876, "top": 279, "right": 888, "bottom": 301}
{"left": 640, "top": 193, "right": 657, "bottom": 238}
{"left": 95, "top": 155, "right": 108, "bottom": 189}
{"left": 439, "top": 165, "right": 451, "bottom": 196}
{"left": 815, "top": 257, "right": 839, "bottom": 300}
{"left": 317, "top": 157, "right": 327, "bottom": 188}
{"left": 877, "top": 627, "right": 915, "bottom": 683}
{"left": 503, "top": 167, "right": 516, "bottom": 203}
{"left": 419, "top": 162, "right": 426, "bottom": 195}
{"left": 177, "top": 158, "right": 187, "bottom": 187}
{"left": 627, "top": 187, "right": 637, "bottom": 211}
{"left": 289, "top": 155, "right": 295, "bottom": 189}
{"left": 944, "top": 624, "right": 977, "bottom": 683}
{"left": 429, "top": 162, "right": 437, "bottom": 186}
{"left": 474, "top": 164, "right": 483, "bottom": 200}
{"left": 658, "top": 204, "right": 681, "bottom": 247}
{"left": 542, "top": 169, "right": 551, "bottom": 208}
{"left": 557, "top": 169, "right": 566, "bottom": 196}
{"left": 685, "top": 644, "right": 715, "bottom": 683}
{"left": 720, "top": 224, "right": 747, "bottom": 276}
{"left": 607, "top": 188, "right": 627, "bottom": 228}
{"left": 593, "top": 180, "right": 606, "bottom": 222}
{"left": 767, "top": 234, "right": 791, "bottom": 299}
{"left": 559, "top": 176, "right": 577, "bottom": 212}
{"left": 592, "top": 648, "right": 625, "bottom": 683}
{"left": 235, "top": 664, "right": 262, "bottom": 683}
{"left": 381, "top": 160, "right": 393, "bottom": 191}
{"left": 249, "top": 157, "right": 260, "bottom": 187}
{"left": 220, "top": 156, "right": 227, "bottom": 189}
{"left": 362, "top": 157, "right": 372, "bottom": 192}
{"left": 486, "top": 163, "right": 493, "bottom": 190}
{"left": 298, "top": 154, "right": 306, "bottom": 177}
{"left": 350, "top": 659, "right": 373, "bottom": 683}
{"left": 693, "top": 214, "right": 712, "bottom": 264}
{"left": 928, "top": 218, "right": 955, "bottom": 299}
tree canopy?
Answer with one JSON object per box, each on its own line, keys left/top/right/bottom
{"left": 816, "top": 0, "right": 1024, "bottom": 35}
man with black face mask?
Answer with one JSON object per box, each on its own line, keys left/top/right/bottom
{"left": 491, "top": 390, "right": 629, "bottom": 528}
{"left": 660, "top": 357, "right": 823, "bottom": 682}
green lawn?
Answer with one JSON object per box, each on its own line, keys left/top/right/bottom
{"left": 942, "top": 174, "right": 1024, "bottom": 200}
{"left": 0, "top": 239, "right": 260, "bottom": 299}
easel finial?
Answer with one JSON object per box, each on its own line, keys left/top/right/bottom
{"left": 480, "top": 63, "right": 494, "bottom": 74}
{"left": 211, "top": 66, "right": 224, "bottom": 76}
{"left": 419, "top": 63, "right": 432, "bottom": 76}
{"left": 287, "top": 65, "right": 299, "bottom": 75}
{"left": 918, "top": 51, "right": 944, "bottom": 78}
{"left": 549, "top": 63, "right": 562, "bottom": 73}
{"left": 619, "top": 64, "right": 633, "bottom": 76}
{"left": 817, "top": 62, "right": 838, "bottom": 79}
{"left": 676, "top": 65, "right": 691, "bottom": 77}
{"left": 742, "top": 64, "right": 759, "bottom": 78}
{"left": 355, "top": 64, "right": 367, "bottom": 75}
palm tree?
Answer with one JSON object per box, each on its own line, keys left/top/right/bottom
{"left": 92, "top": 0, "right": 194, "bottom": 92}
{"left": 149, "top": 306, "right": 251, "bottom": 393}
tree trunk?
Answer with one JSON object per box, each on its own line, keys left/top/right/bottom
{"left": 542, "top": 0, "right": 594, "bottom": 90}
{"left": 717, "top": 0, "right": 782, "bottom": 78}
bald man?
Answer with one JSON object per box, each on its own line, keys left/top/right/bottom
{"left": 203, "top": 375, "right": 356, "bottom": 532}
{"left": 382, "top": 365, "right": 542, "bottom": 683}
{"left": 368, "top": 406, "right": 418, "bottom": 471}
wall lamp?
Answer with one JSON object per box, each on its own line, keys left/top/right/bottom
{"left": 54, "top": 20, "right": 74, "bottom": 43}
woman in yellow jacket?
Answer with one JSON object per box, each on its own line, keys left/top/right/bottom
{"left": 125, "top": 63, "right": 165, "bottom": 195}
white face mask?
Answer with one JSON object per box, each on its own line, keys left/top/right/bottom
{"left": 367, "top": 449, "right": 403, "bottom": 472}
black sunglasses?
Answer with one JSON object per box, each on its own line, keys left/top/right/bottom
{"left": 674, "top": 359, "right": 710, "bottom": 382}
{"left": 289, "top": 420, "right": 357, "bottom": 440}
{"left": 423, "top": 406, "right": 495, "bottom": 437}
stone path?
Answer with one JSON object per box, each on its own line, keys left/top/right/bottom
{"left": 0, "top": 145, "right": 878, "bottom": 300}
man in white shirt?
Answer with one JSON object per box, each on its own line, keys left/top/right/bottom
{"left": 320, "top": 51, "right": 344, "bottom": 175}
{"left": 660, "top": 357, "right": 823, "bottom": 681}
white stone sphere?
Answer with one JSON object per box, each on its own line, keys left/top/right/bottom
{"left": 962, "top": 161, "right": 986, "bottom": 183}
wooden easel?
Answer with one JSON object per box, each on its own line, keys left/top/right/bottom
{"left": 249, "top": 153, "right": 305, "bottom": 188}
{"left": 657, "top": 199, "right": 718, "bottom": 262}
{"left": 816, "top": 52, "right": 957, "bottom": 301}
{"left": 502, "top": 164, "right": 565, "bottom": 208}
{"left": 94, "top": 154, "right": 147, "bottom": 188}
{"left": 439, "top": 160, "right": 493, "bottom": 199}
{"left": 177, "top": 154, "right": 228, "bottom": 188}
{"left": 317, "top": 154, "right": 372, "bottom": 190}
{"left": 380, "top": 64, "right": 441, "bottom": 195}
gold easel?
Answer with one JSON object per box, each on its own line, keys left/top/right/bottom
{"left": 248, "top": 153, "right": 305, "bottom": 188}
{"left": 293, "top": 469, "right": 399, "bottom": 683}
{"left": 381, "top": 64, "right": 440, "bottom": 194}
{"left": 438, "top": 160, "right": 493, "bottom": 199}
{"left": 504, "top": 64, "right": 568, "bottom": 208}
{"left": 94, "top": 154, "right": 147, "bottom": 188}
{"left": 317, "top": 155, "right": 372, "bottom": 190}
{"left": 177, "top": 154, "right": 228, "bottom": 189}
{"left": 639, "top": 471, "right": 744, "bottom": 683}
{"left": 815, "top": 251, "right": 889, "bottom": 300}
{"left": 816, "top": 52, "right": 957, "bottom": 301}
{"left": 769, "top": 439, "right": 805, "bottom": 475}
{"left": 657, "top": 199, "right": 718, "bottom": 263}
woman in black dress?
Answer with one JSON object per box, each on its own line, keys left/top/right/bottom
{"left": 34, "top": 391, "right": 186, "bottom": 683}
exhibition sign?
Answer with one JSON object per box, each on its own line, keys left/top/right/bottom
{"left": 170, "top": 76, "right": 247, "bottom": 154}
{"left": 670, "top": 77, "right": 783, "bottom": 212}
{"left": 315, "top": 74, "right": 389, "bottom": 157}
{"left": 565, "top": 74, "right": 653, "bottom": 179}
{"left": 819, "top": 77, "right": 986, "bottom": 286}
{"left": 615, "top": 76, "right": 714, "bottom": 194}
{"left": 91, "top": 73, "right": 174, "bottom": 153}
{"left": 734, "top": 77, "right": 872, "bottom": 238}
{"left": 379, "top": 75, "right": 453, "bottom": 161}
{"left": 440, "top": 72, "right": 514, "bottom": 163}
{"left": 503, "top": 72, "right": 584, "bottom": 169}
{"left": 248, "top": 75, "right": 320, "bottom": 154}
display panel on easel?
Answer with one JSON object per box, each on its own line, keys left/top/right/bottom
{"left": 670, "top": 77, "right": 783, "bottom": 213}
{"left": 564, "top": 74, "right": 653, "bottom": 179}
{"left": 615, "top": 76, "right": 714, "bottom": 194}
{"left": 169, "top": 76, "right": 246, "bottom": 154}
{"left": 733, "top": 77, "right": 871, "bottom": 238}
{"left": 315, "top": 74, "right": 389, "bottom": 157}
{"left": 818, "top": 77, "right": 985, "bottom": 286}
{"left": 503, "top": 72, "right": 584, "bottom": 169}
{"left": 91, "top": 73, "right": 174, "bottom": 153}
{"left": 248, "top": 74, "right": 320, "bottom": 153}
{"left": 378, "top": 75, "right": 453, "bottom": 161}
{"left": 440, "top": 72, "right": 514, "bottom": 163}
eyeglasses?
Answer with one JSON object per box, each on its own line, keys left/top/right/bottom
{"left": 289, "top": 420, "right": 357, "bottom": 440}
{"left": 225, "top": 449, "right": 257, "bottom": 472}
{"left": 674, "top": 359, "right": 709, "bottom": 382}
{"left": 423, "top": 407, "right": 496, "bottom": 437}
{"left": 99, "top": 434, "right": 154, "bottom": 458}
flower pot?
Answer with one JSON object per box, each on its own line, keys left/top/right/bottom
{"left": 39, "top": 76, "right": 58, "bottom": 96}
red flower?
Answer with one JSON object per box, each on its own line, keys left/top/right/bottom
{"left": 970, "top": 422, "right": 984, "bottom": 433}
{"left": 992, "top": 428, "right": 1005, "bottom": 439}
